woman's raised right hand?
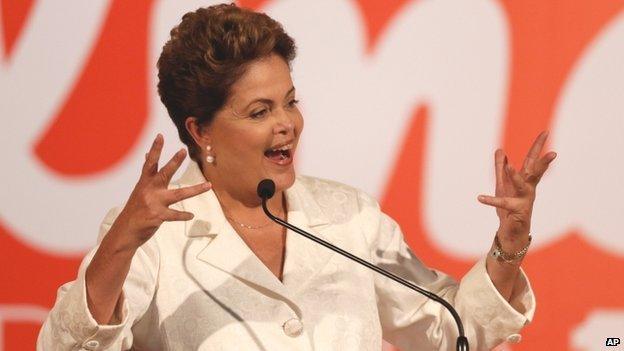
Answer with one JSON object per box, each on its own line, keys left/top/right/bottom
{"left": 110, "top": 134, "right": 211, "bottom": 250}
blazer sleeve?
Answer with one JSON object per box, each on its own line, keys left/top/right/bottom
{"left": 36, "top": 207, "right": 159, "bottom": 351}
{"left": 356, "top": 190, "right": 536, "bottom": 351}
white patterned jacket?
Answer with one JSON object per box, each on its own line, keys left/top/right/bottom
{"left": 37, "top": 162, "right": 535, "bottom": 351}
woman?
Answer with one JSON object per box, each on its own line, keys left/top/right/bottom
{"left": 37, "top": 4, "right": 555, "bottom": 350}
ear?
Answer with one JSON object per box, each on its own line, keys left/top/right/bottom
{"left": 185, "top": 116, "right": 211, "bottom": 149}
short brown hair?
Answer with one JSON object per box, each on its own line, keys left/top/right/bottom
{"left": 157, "top": 4, "right": 296, "bottom": 161}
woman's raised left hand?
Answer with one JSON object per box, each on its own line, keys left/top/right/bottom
{"left": 477, "top": 131, "right": 557, "bottom": 246}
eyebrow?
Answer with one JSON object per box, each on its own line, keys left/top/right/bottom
{"left": 243, "top": 86, "right": 296, "bottom": 110}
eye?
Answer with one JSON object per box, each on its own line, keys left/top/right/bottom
{"left": 250, "top": 109, "right": 268, "bottom": 119}
{"left": 287, "top": 99, "right": 300, "bottom": 108}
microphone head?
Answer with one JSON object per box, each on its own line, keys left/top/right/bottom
{"left": 257, "top": 179, "right": 276, "bottom": 199}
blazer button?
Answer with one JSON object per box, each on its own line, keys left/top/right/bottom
{"left": 82, "top": 339, "right": 100, "bottom": 350}
{"left": 282, "top": 318, "right": 303, "bottom": 337}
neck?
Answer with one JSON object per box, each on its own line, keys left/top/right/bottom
{"left": 211, "top": 182, "right": 286, "bottom": 226}
{"left": 198, "top": 162, "right": 286, "bottom": 223}
{"left": 216, "top": 185, "right": 284, "bottom": 211}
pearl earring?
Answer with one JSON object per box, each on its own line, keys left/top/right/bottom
{"left": 206, "top": 145, "right": 214, "bottom": 164}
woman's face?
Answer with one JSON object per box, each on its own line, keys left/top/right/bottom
{"left": 203, "top": 53, "right": 303, "bottom": 198}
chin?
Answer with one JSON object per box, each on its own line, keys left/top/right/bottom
{"left": 270, "top": 169, "right": 297, "bottom": 192}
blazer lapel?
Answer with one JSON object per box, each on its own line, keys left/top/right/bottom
{"left": 281, "top": 178, "right": 336, "bottom": 294}
{"left": 176, "top": 162, "right": 294, "bottom": 302}
{"left": 175, "top": 163, "right": 339, "bottom": 301}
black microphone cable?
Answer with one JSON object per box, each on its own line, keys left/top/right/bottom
{"left": 257, "top": 179, "right": 469, "bottom": 351}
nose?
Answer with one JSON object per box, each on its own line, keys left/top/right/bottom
{"left": 273, "top": 109, "right": 295, "bottom": 135}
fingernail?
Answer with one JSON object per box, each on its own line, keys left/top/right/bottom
{"left": 478, "top": 195, "right": 485, "bottom": 201}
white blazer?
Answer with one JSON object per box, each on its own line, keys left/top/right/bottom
{"left": 37, "top": 162, "right": 535, "bottom": 351}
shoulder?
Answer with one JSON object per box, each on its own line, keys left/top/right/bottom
{"left": 293, "top": 174, "right": 381, "bottom": 215}
{"left": 293, "top": 176, "right": 391, "bottom": 251}
{"left": 295, "top": 174, "right": 358, "bottom": 193}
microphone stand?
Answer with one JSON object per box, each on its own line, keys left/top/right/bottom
{"left": 259, "top": 189, "right": 469, "bottom": 351}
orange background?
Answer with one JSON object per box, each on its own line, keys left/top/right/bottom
{"left": 1, "top": 0, "right": 623, "bottom": 350}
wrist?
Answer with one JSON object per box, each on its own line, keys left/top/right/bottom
{"left": 497, "top": 225, "right": 530, "bottom": 249}
{"left": 490, "top": 232, "right": 531, "bottom": 265}
{"left": 497, "top": 233, "right": 531, "bottom": 252}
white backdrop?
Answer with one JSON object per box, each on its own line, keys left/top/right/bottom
{"left": 1, "top": 1, "right": 623, "bottom": 350}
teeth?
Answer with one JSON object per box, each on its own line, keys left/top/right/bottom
{"left": 272, "top": 143, "right": 293, "bottom": 152}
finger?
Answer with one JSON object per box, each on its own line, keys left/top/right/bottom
{"left": 501, "top": 154, "right": 514, "bottom": 194}
{"left": 158, "top": 149, "right": 187, "bottom": 185}
{"left": 165, "top": 182, "right": 212, "bottom": 204}
{"left": 477, "top": 194, "right": 521, "bottom": 212}
{"left": 142, "top": 134, "right": 164, "bottom": 176}
{"left": 506, "top": 164, "right": 531, "bottom": 195}
{"left": 528, "top": 151, "right": 557, "bottom": 185}
{"left": 162, "top": 208, "right": 195, "bottom": 222}
{"left": 522, "top": 131, "right": 549, "bottom": 174}
{"left": 495, "top": 149, "right": 505, "bottom": 196}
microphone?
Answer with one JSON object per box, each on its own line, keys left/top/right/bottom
{"left": 257, "top": 179, "right": 469, "bottom": 351}
{"left": 257, "top": 179, "right": 276, "bottom": 199}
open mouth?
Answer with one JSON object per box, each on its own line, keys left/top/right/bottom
{"left": 264, "top": 143, "right": 293, "bottom": 165}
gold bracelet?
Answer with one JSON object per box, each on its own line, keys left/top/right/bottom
{"left": 490, "top": 234, "right": 532, "bottom": 265}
